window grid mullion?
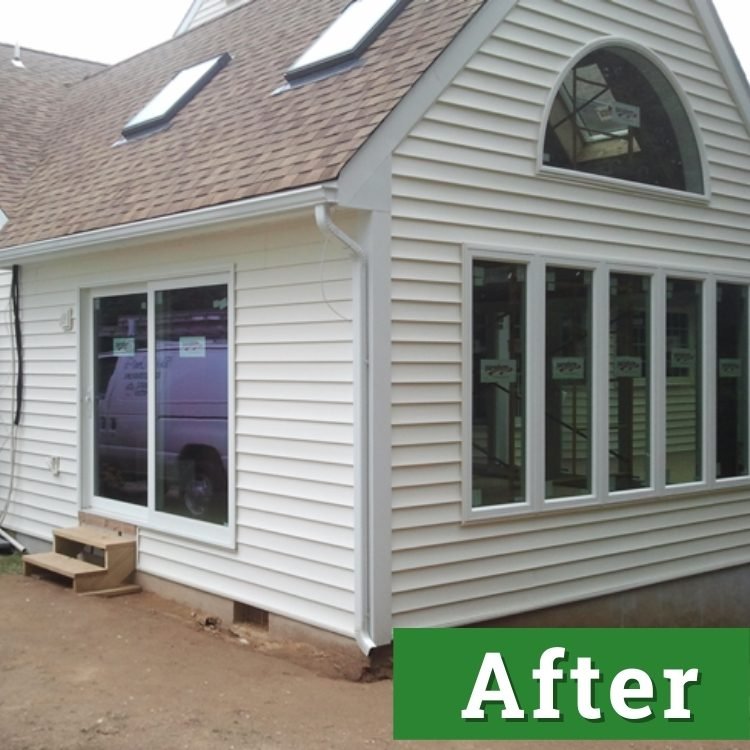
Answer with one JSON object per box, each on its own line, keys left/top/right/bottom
{"left": 704, "top": 277, "right": 717, "bottom": 488}
{"left": 594, "top": 263, "right": 609, "bottom": 502}
{"left": 527, "top": 257, "right": 546, "bottom": 510}
{"left": 651, "top": 271, "right": 666, "bottom": 495}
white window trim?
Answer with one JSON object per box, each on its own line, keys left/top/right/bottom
{"left": 462, "top": 246, "right": 750, "bottom": 524}
{"left": 80, "top": 270, "right": 236, "bottom": 549}
{"left": 537, "top": 166, "right": 711, "bottom": 207}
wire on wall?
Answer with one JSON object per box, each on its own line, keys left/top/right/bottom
{"left": 11, "top": 265, "right": 22, "bottom": 426}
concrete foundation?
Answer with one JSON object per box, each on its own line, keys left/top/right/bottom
{"left": 18, "top": 515, "right": 749, "bottom": 678}
{"left": 479, "top": 564, "right": 750, "bottom": 628}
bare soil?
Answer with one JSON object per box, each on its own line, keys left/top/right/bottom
{"left": 0, "top": 571, "right": 747, "bottom": 750}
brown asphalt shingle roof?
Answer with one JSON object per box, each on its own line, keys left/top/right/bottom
{"left": 0, "top": 44, "right": 103, "bottom": 218}
{"left": 0, "top": 0, "right": 485, "bottom": 249}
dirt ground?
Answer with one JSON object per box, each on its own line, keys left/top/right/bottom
{"left": 1, "top": 570, "right": 748, "bottom": 750}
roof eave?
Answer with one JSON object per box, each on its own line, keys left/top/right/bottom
{"left": 0, "top": 183, "right": 338, "bottom": 266}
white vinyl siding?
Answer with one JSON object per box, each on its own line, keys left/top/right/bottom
{"left": 0, "top": 274, "right": 80, "bottom": 538}
{"left": 390, "top": 0, "right": 750, "bottom": 628}
{"left": 0, "top": 217, "right": 357, "bottom": 637}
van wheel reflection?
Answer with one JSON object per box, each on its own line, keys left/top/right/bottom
{"left": 180, "top": 455, "right": 225, "bottom": 518}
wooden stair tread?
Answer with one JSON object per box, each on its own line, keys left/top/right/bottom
{"left": 55, "top": 525, "right": 135, "bottom": 549}
{"left": 23, "top": 551, "right": 103, "bottom": 578}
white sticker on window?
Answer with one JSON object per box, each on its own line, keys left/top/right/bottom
{"left": 180, "top": 336, "right": 206, "bottom": 358}
{"left": 552, "top": 356, "right": 585, "bottom": 380}
{"left": 480, "top": 359, "right": 517, "bottom": 385}
{"left": 670, "top": 348, "right": 695, "bottom": 370}
{"left": 720, "top": 358, "right": 741, "bottom": 378}
{"left": 615, "top": 356, "right": 642, "bottom": 378}
{"left": 113, "top": 337, "right": 135, "bottom": 357}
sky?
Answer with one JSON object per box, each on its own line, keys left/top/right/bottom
{"left": 0, "top": 0, "right": 194, "bottom": 64}
{"left": 0, "top": 0, "right": 747, "bottom": 72}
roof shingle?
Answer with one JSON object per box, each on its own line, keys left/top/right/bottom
{"left": 0, "top": 44, "right": 103, "bottom": 218}
{"left": 0, "top": 0, "right": 484, "bottom": 249}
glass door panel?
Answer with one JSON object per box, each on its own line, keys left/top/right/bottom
{"left": 93, "top": 293, "right": 148, "bottom": 506}
{"left": 154, "top": 284, "right": 229, "bottom": 525}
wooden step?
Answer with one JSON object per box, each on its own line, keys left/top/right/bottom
{"left": 23, "top": 552, "right": 105, "bottom": 590}
{"left": 54, "top": 525, "right": 135, "bottom": 549}
{"left": 24, "top": 525, "right": 139, "bottom": 596}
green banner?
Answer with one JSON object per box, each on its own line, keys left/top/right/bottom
{"left": 394, "top": 628, "right": 750, "bottom": 740}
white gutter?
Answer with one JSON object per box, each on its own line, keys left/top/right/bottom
{"left": 0, "top": 185, "right": 335, "bottom": 265}
{"left": 314, "top": 204, "right": 376, "bottom": 656}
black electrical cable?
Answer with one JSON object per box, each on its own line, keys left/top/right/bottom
{"left": 11, "top": 264, "right": 22, "bottom": 426}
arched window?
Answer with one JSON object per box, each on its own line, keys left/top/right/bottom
{"left": 543, "top": 45, "right": 703, "bottom": 194}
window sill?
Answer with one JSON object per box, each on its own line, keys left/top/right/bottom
{"left": 87, "top": 497, "right": 236, "bottom": 550}
{"left": 461, "top": 481, "right": 750, "bottom": 525}
{"left": 537, "top": 165, "right": 711, "bottom": 206}
{"left": 146, "top": 513, "right": 236, "bottom": 551}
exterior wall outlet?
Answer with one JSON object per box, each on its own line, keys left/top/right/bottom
{"left": 48, "top": 456, "right": 61, "bottom": 477}
{"left": 60, "top": 308, "right": 74, "bottom": 331}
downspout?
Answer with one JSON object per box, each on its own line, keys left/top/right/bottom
{"left": 314, "top": 204, "right": 376, "bottom": 655}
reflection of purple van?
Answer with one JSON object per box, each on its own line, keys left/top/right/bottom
{"left": 96, "top": 344, "right": 228, "bottom": 520}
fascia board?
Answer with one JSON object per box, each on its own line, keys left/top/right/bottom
{"left": 0, "top": 184, "right": 336, "bottom": 266}
{"left": 336, "top": 0, "right": 518, "bottom": 206}
{"left": 693, "top": 0, "right": 750, "bottom": 138}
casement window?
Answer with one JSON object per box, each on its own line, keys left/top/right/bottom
{"left": 465, "top": 252, "right": 750, "bottom": 519}
{"left": 609, "top": 273, "right": 651, "bottom": 492}
{"left": 471, "top": 261, "right": 526, "bottom": 506}
{"left": 665, "top": 278, "right": 703, "bottom": 485}
{"left": 545, "top": 267, "right": 593, "bottom": 499}
{"left": 716, "top": 283, "right": 748, "bottom": 479}
{"left": 84, "top": 274, "right": 233, "bottom": 545}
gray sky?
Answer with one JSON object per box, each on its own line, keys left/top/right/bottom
{"left": 713, "top": 0, "right": 750, "bottom": 77}
{"left": 0, "top": 0, "right": 193, "bottom": 64}
{"left": 0, "top": 0, "right": 747, "bottom": 74}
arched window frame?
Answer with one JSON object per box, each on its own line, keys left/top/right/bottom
{"left": 537, "top": 38, "right": 710, "bottom": 201}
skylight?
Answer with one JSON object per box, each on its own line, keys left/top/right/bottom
{"left": 559, "top": 63, "right": 640, "bottom": 143}
{"left": 286, "top": 0, "right": 408, "bottom": 82}
{"left": 122, "top": 52, "right": 231, "bottom": 139}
